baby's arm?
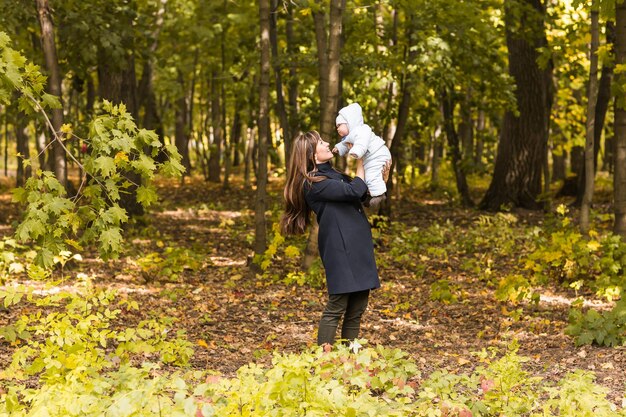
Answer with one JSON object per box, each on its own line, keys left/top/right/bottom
{"left": 334, "top": 140, "right": 351, "bottom": 156}
{"left": 348, "top": 132, "right": 368, "bottom": 159}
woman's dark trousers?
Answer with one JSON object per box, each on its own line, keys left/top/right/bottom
{"left": 317, "top": 289, "right": 370, "bottom": 345}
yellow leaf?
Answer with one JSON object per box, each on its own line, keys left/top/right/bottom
{"left": 587, "top": 240, "right": 601, "bottom": 251}
{"left": 197, "top": 339, "right": 209, "bottom": 348}
{"left": 60, "top": 123, "right": 73, "bottom": 134}
{"left": 115, "top": 151, "right": 129, "bottom": 162}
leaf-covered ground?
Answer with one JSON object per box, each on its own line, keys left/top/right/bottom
{"left": 1, "top": 175, "right": 625, "bottom": 404}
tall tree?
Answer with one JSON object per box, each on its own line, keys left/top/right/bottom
{"left": 580, "top": 0, "right": 600, "bottom": 234}
{"left": 442, "top": 90, "right": 474, "bottom": 207}
{"left": 313, "top": 0, "right": 344, "bottom": 139}
{"left": 480, "top": 0, "right": 553, "bottom": 211}
{"left": 303, "top": 0, "right": 344, "bottom": 269}
{"left": 269, "top": 0, "right": 291, "bottom": 165}
{"left": 36, "top": 0, "right": 66, "bottom": 187}
{"left": 208, "top": 69, "right": 222, "bottom": 182}
{"left": 614, "top": 0, "right": 626, "bottom": 237}
{"left": 576, "top": 21, "right": 615, "bottom": 205}
{"left": 255, "top": 0, "right": 271, "bottom": 256}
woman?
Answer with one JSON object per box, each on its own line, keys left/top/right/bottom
{"left": 281, "top": 130, "right": 386, "bottom": 346}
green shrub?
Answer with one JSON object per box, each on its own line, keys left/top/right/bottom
{"left": 524, "top": 205, "right": 626, "bottom": 296}
{"left": 566, "top": 298, "right": 626, "bottom": 347}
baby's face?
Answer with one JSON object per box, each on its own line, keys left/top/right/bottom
{"left": 336, "top": 123, "right": 349, "bottom": 137}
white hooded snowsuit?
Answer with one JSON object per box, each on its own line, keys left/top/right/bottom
{"left": 335, "top": 103, "right": 391, "bottom": 197}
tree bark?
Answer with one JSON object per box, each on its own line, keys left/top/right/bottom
{"left": 270, "top": 0, "right": 291, "bottom": 166}
{"left": 431, "top": 126, "right": 443, "bottom": 188}
{"left": 254, "top": 0, "right": 271, "bottom": 257}
{"left": 442, "top": 91, "right": 474, "bottom": 207}
{"left": 580, "top": 3, "right": 599, "bottom": 234}
{"left": 15, "top": 112, "right": 31, "bottom": 187}
{"left": 575, "top": 20, "right": 615, "bottom": 204}
{"left": 474, "top": 109, "right": 485, "bottom": 167}
{"left": 614, "top": 0, "right": 626, "bottom": 237}
{"left": 98, "top": 49, "right": 142, "bottom": 216}
{"left": 480, "top": 0, "right": 553, "bottom": 211}
{"left": 36, "top": 0, "right": 66, "bottom": 187}
{"left": 383, "top": 11, "right": 415, "bottom": 215}
{"left": 552, "top": 151, "right": 566, "bottom": 182}
{"left": 286, "top": 3, "right": 300, "bottom": 151}
{"left": 304, "top": 0, "right": 344, "bottom": 269}
{"left": 459, "top": 95, "right": 474, "bottom": 165}
{"left": 208, "top": 70, "right": 222, "bottom": 182}
{"left": 175, "top": 71, "right": 191, "bottom": 177}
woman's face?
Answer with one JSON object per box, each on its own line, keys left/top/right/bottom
{"left": 314, "top": 138, "right": 333, "bottom": 164}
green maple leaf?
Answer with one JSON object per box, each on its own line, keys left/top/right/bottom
{"left": 94, "top": 156, "right": 116, "bottom": 178}
{"left": 99, "top": 227, "right": 122, "bottom": 254}
{"left": 137, "top": 185, "right": 158, "bottom": 207}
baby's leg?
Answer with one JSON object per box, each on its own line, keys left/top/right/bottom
{"left": 363, "top": 152, "right": 391, "bottom": 197}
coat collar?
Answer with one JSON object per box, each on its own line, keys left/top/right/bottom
{"left": 315, "top": 162, "right": 334, "bottom": 174}
{"left": 314, "top": 162, "right": 346, "bottom": 180}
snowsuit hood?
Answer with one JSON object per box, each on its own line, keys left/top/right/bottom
{"left": 337, "top": 103, "right": 364, "bottom": 134}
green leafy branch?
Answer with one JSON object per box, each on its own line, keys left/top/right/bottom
{"left": 2, "top": 31, "right": 185, "bottom": 267}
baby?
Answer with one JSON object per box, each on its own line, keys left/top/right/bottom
{"left": 333, "top": 102, "right": 392, "bottom": 209}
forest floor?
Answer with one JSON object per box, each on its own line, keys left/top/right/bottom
{"left": 1, "top": 173, "right": 625, "bottom": 404}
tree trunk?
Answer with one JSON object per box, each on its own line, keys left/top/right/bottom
{"left": 383, "top": 12, "right": 415, "bottom": 215}
{"left": 98, "top": 53, "right": 138, "bottom": 119}
{"left": 442, "top": 91, "right": 474, "bottom": 207}
{"left": 139, "top": 62, "right": 165, "bottom": 160}
{"left": 286, "top": 3, "right": 300, "bottom": 153}
{"left": 552, "top": 151, "right": 566, "bottom": 182}
{"left": 580, "top": 3, "right": 599, "bottom": 234}
{"left": 575, "top": 20, "right": 615, "bottom": 203}
{"left": 254, "top": 0, "right": 271, "bottom": 257}
{"left": 15, "top": 113, "right": 31, "bottom": 187}
{"left": 3, "top": 112, "right": 8, "bottom": 176}
{"left": 459, "top": 96, "right": 474, "bottom": 165}
{"left": 36, "top": 0, "right": 66, "bottom": 187}
{"left": 231, "top": 99, "right": 243, "bottom": 168}
{"left": 431, "top": 126, "right": 443, "bottom": 188}
{"left": 98, "top": 49, "right": 142, "bottom": 216}
{"left": 304, "top": 0, "right": 344, "bottom": 269}
{"left": 175, "top": 71, "right": 191, "bottom": 178}
{"left": 480, "top": 0, "right": 553, "bottom": 211}
{"left": 208, "top": 70, "right": 222, "bottom": 182}
{"left": 34, "top": 121, "right": 47, "bottom": 170}
{"left": 244, "top": 127, "right": 255, "bottom": 187}
{"left": 313, "top": 10, "right": 329, "bottom": 130}
{"left": 381, "top": 9, "right": 398, "bottom": 144}
{"left": 270, "top": 0, "right": 291, "bottom": 166}
{"left": 475, "top": 109, "right": 485, "bottom": 167}
{"left": 614, "top": 0, "right": 626, "bottom": 237}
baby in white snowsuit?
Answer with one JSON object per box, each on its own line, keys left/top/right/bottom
{"left": 333, "top": 102, "right": 392, "bottom": 209}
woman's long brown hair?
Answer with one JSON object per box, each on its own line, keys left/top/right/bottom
{"left": 280, "top": 131, "right": 326, "bottom": 235}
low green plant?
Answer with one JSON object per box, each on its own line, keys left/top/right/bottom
{"left": 2, "top": 336, "right": 625, "bottom": 416}
{"left": 136, "top": 245, "right": 202, "bottom": 282}
{"left": 495, "top": 274, "right": 540, "bottom": 305}
{"left": 538, "top": 370, "right": 619, "bottom": 416}
{"left": 1, "top": 286, "right": 194, "bottom": 383}
{"left": 566, "top": 298, "right": 626, "bottom": 347}
{"left": 524, "top": 205, "right": 626, "bottom": 296}
{"left": 430, "top": 278, "right": 460, "bottom": 304}
{"left": 254, "top": 222, "right": 324, "bottom": 288}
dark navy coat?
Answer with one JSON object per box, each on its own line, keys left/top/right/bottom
{"left": 304, "top": 162, "right": 380, "bottom": 295}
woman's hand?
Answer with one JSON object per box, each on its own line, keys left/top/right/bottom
{"left": 382, "top": 159, "right": 392, "bottom": 182}
{"left": 355, "top": 158, "right": 365, "bottom": 181}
